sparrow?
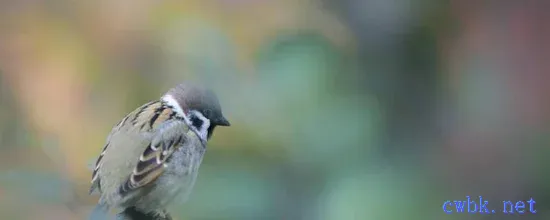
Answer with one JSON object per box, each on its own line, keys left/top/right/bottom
{"left": 89, "top": 83, "right": 230, "bottom": 219}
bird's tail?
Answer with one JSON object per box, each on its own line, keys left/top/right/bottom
{"left": 88, "top": 203, "right": 113, "bottom": 220}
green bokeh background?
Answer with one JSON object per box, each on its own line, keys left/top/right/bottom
{"left": 0, "top": 1, "right": 548, "bottom": 219}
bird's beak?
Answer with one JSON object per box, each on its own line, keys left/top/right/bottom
{"left": 216, "top": 116, "right": 231, "bottom": 126}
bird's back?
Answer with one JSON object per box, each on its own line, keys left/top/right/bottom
{"left": 91, "top": 101, "right": 177, "bottom": 207}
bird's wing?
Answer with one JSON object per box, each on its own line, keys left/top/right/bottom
{"left": 118, "top": 114, "right": 192, "bottom": 196}
{"left": 90, "top": 101, "right": 189, "bottom": 195}
{"left": 90, "top": 109, "right": 135, "bottom": 194}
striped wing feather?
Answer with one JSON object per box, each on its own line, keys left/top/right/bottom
{"left": 119, "top": 130, "right": 187, "bottom": 195}
{"left": 90, "top": 101, "right": 188, "bottom": 196}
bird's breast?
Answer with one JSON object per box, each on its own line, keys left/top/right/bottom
{"left": 166, "top": 144, "right": 205, "bottom": 177}
{"left": 134, "top": 144, "right": 205, "bottom": 211}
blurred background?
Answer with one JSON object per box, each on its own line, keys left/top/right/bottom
{"left": 0, "top": 0, "right": 548, "bottom": 219}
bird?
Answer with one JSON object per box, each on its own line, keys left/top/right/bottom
{"left": 89, "top": 83, "right": 230, "bottom": 219}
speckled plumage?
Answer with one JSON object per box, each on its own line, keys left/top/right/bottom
{"left": 89, "top": 83, "right": 229, "bottom": 218}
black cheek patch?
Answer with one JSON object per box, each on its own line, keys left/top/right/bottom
{"left": 190, "top": 115, "right": 203, "bottom": 129}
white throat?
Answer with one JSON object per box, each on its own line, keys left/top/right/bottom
{"left": 161, "top": 94, "right": 210, "bottom": 142}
